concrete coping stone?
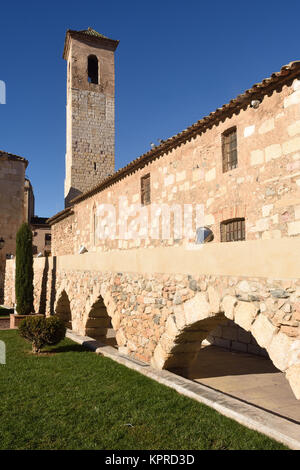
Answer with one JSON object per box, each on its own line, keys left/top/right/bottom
{"left": 66, "top": 329, "right": 300, "bottom": 450}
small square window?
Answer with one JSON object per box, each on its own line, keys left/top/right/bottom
{"left": 141, "top": 174, "right": 151, "bottom": 206}
{"left": 220, "top": 218, "right": 245, "bottom": 242}
{"left": 222, "top": 127, "right": 237, "bottom": 172}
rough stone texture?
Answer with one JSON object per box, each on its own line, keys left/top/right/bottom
{"left": 64, "top": 34, "right": 116, "bottom": 206}
{"left": 4, "top": 258, "right": 300, "bottom": 397}
{"left": 52, "top": 75, "right": 300, "bottom": 254}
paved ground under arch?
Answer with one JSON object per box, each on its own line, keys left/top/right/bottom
{"left": 181, "top": 344, "right": 300, "bottom": 423}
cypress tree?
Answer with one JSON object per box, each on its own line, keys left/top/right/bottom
{"left": 15, "top": 223, "right": 34, "bottom": 314}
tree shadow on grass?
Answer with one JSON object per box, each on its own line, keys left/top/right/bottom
{"left": 45, "top": 344, "right": 89, "bottom": 354}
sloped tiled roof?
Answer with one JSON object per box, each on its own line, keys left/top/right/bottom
{"left": 77, "top": 27, "right": 110, "bottom": 39}
{"left": 63, "top": 27, "right": 119, "bottom": 59}
{"left": 48, "top": 59, "right": 300, "bottom": 225}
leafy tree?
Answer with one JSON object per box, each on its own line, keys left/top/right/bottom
{"left": 15, "top": 223, "right": 34, "bottom": 314}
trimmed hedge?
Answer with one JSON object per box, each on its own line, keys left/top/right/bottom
{"left": 19, "top": 315, "right": 66, "bottom": 353}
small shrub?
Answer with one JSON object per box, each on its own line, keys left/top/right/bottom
{"left": 19, "top": 315, "right": 66, "bottom": 353}
{"left": 42, "top": 316, "right": 66, "bottom": 346}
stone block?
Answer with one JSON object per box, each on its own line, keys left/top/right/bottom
{"left": 231, "top": 341, "right": 247, "bottom": 352}
{"left": 251, "top": 314, "right": 278, "bottom": 349}
{"left": 151, "top": 343, "right": 169, "bottom": 369}
{"left": 176, "top": 171, "right": 186, "bottom": 182}
{"left": 287, "top": 120, "right": 300, "bottom": 137}
{"left": 259, "top": 118, "right": 274, "bottom": 134}
{"left": 250, "top": 149, "right": 264, "bottom": 166}
{"left": 244, "top": 125, "right": 255, "bottom": 137}
{"left": 207, "top": 286, "right": 220, "bottom": 313}
{"left": 165, "top": 315, "right": 179, "bottom": 338}
{"left": 268, "top": 332, "right": 294, "bottom": 371}
{"left": 284, "top": 90, "right": 300, "bottom": 108}
{"left": 288, "top": 221, "right": 300, "bottom": 236}
{"left": 205, "top": 168, "right": 216, "bottom": 182}
{"left": 282, "top": 137, "right": 300, "bottom": 155}
{"left": 222, "top": 326, "right": 238, "bottom": 341}
{"left": 265, "top": 144, "right": 282, "bottom": 162}
{"left": 184, "top": 292, "right": 213, "bottom": 326}
{"left": 286, "top": 364, "right": 300, "bottom": 399}
{"left": 234, "top": 301, "right": 258, "bottom": 332}
{"left": 221, "top": 295, "right": 238, "bottom": 320}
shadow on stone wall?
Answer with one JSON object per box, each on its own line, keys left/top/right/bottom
{"left": 38, "top": 257, "right": 49, "bottom": 314}
{"left": 36, "top": 256, "right": 57, "bottom": 315}
{"left": 49, "top": 256, "right": 57, "bottom": 314}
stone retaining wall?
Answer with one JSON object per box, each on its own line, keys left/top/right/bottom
{"left": 4, "top": 244, "right": 300, "bottom": 398}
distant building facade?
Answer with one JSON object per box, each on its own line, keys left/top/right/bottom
{"left": 0, "top": 151, "right": 28, "bottom": 302}
{"left": 0, "top": 152, "right": 51, "bottom": 303}
{"left": 31, "top": 217, "right": 51, "bottom": 257}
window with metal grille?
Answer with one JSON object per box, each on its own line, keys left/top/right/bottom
{"left": 220, "top": 218, "right": 245, "bottom": 242}
{"left": 141, "top": 174, "right": 151, "bottom": 205}
{"left": 222, "top": 127, "right": 237, "bottom": 172}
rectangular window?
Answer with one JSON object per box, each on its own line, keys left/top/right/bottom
{"left": 220, "top": 218, "right": 245, "bottom": 242}
{"left": 222, "top": 127, "right": 237, "bottom": 172}
{"left": 45, "top": 233, "right": 51, "bottom": 246}
{"left": 141, "top": 174, "right": 151, "bottom": 205}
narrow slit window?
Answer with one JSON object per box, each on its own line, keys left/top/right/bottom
{"left": 88, "top": 55, "right": 98, "bottom": 84}
{"left": 220, "top": 218, "right": 245, "bottom": 242}
{"left": 141, "top": 174, "right": 151, "bottom": 206}
{"left": 222, "top": 127, "right": 237, "bottom": 172}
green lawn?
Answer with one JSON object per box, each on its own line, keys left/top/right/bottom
{"left": 0, "top": 330, "right": 287, "bottom": 450}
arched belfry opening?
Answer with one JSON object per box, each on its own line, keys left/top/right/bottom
{"left": 55, "top": 290, "right": 72, "bottom": 330}
{"left": 87, "top": 55, "right": 98, "bottom": 84}
{"left": 85, "top": 295, "right": 116, "bottom": 346}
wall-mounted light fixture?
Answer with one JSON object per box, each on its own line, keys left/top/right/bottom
{"left": 250, "top": 99, "right": 261, "bottom": 109}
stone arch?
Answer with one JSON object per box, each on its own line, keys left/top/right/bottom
{"left": 151, "top": 290, "right": 300, "bottom": 399}
{"left": 84, "top": 287, "right": 119, "bottom": 347}
{"left": 54, "top": 289, "right": 72, "bottom": 329}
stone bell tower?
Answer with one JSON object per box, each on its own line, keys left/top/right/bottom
{"left": 63, "top": 28, "right": 119, "bottom": 207}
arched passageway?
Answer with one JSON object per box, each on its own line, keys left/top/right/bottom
{"left": 55, "top": 290, "right": 72, "bottom": 329}
{"left": 85, "top": 295, "right": 116, "bottom": 347}
{"left": 151, "top": 292, "right": 300, "bottom": 400}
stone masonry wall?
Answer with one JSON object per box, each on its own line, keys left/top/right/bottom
{"left": 4, "top": 256, "right": 300, "bottom": 397}
{"left": 54, "top": 76, "right": 300, "bottom": 255}
{"left": 64, "top": 36, "right": 116, "bottom": 206}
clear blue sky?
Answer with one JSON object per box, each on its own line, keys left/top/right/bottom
{"left": 1, "top": 0, "right": 299, "bottom": 217}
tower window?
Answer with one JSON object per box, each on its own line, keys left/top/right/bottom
{"left": 220, "top": 218, "right": 245, "bottom": 242}
{"left": 88, "top": 55, "right": 98, "bottom": 84}
{"left": 141, "top": 174, "right": 151, "bottom": 205}
{"left": 222, "top": 127, "right": 237, "bottom": 172}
